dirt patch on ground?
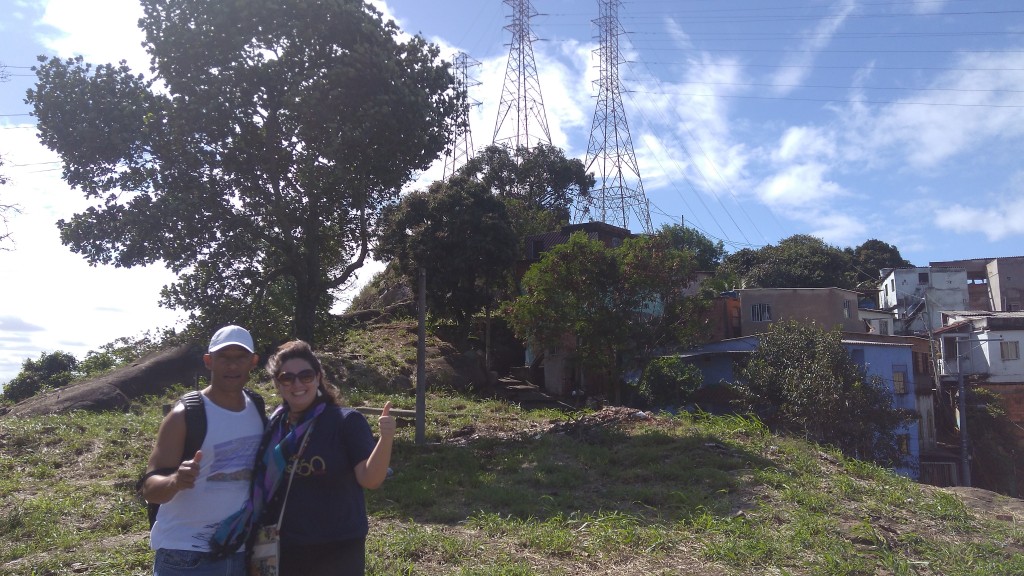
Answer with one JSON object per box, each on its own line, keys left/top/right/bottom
{"left": 943, "top": 486, "right": 1024, "bottom": 522}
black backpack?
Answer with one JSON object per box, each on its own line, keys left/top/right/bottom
{"left": 138, "top": 389, "right": 268, "bottom": 527}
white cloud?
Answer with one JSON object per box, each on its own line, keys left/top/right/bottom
{"left": 770, "top": 0, "right": 857, "bottom": 94}
{"left": 0, "top": 124, "right": 181, "bottom": 384}
{"left": 774, "top": 126, "right": 836, "bottom": 163}
{"left": 934, "top": 172, "right": 1024, "bottom": 241}
{"left": 806, "top": 211, "right": 867, "bottom": 247}
{"left": 848, "top": 51, "right": 1024, "bottom": 170}
{"left": 757, "top": 162, "right": 846, "bottom": 208}
{"left": 37, "top": 0, "right": 148, "bottom": 70}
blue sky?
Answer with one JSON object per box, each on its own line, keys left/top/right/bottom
{"left": 1, "top": 0, "right": 1023, "bottom": 384}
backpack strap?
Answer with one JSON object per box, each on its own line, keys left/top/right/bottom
{"left": 243, "top": 388, "right": 268, "bottom": 427}
{"left": 179, "top": 390, "right": 207, "bottom": 463}
{"left": 141, "top": 390, "right": 207, "bottom": 529}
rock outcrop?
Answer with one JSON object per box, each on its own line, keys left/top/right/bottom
{"left": 4, "top": 344, "right": 206, "bottom": 418}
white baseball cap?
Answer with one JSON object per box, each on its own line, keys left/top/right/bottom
{"left": 208, "top": 325, "right": 255, "bottom": 353}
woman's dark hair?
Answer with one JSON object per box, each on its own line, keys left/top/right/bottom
{"left": 266, "top": 340, "right": 340, "bottom": 406}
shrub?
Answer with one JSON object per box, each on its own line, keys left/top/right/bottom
{"left": 635, "top": 357, "right": 702, "bottom": 408}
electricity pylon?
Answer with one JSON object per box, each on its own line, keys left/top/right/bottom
{"left": 578, "top": 0, "right": 652, "bottom": 233}
{"left": 444, "top": 52, "right": 481, "bottom": 181}
{"left": 492, "top": 0, "right": 552, "bottom": 150}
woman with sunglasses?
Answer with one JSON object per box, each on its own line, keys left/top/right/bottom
{"left": 251, "top": 340, "right": 395, "bottom": 576}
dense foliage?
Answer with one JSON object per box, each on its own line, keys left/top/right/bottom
{"left": 845, "top": 239, "right": 914, "bottom": 288}
{"left": 965, "top": 386, "right": 1024, "bottom": 497}
{"left": 26, "top": 0, "right": 461, "bottom": 345}
{"left": 376, "top": 176, "right": 519, "bottom": 339}
{"left": 656, "top": 223, "right": 726, "bottom": 271}
{"left": 717, "top": 235, "right": 913, "bottom": 291}
{"left": 633, "top": 356, "right": 703, "bottom": 408}
{"left": 1, "top": 333, "right": 166, "bottom": 403}
{"left": 458, "top": 143, "right": 594, "bottom": 223}
{"left": 737, "top": 320, "right": 917, "bottom": 467}
{"left": 508, "top": 229, "right": 704, "bottom": 400}
{"left": 1, "top": 351, "right": 78, "bottom": 403}
{"left": 456, "top": 143, "right": 594, "bottom": 249}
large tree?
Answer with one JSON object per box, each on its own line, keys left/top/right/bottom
{"left": 457, "top": 143, "right": 594, "bottom": 243}
{"left": 737, "top": 320, "right": 916, "bottom": 466}
{"left": 508, "top": 229, "right": 702, "bottom": 400}
{"left": 26, "top": 0, "right": 460, "bottom": 344}
{"left": 846, "top": 239, "right": 914, "bottom": 288}
{"left": 655, "top": 223, "right": 725, "bottom": 271}
{"left": 376, "top": 175, "right": 519, "bottom": 340}
{"left": 718, "top": 234, "right": 854, "bottom": 290}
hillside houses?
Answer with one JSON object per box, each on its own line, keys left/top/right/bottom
{"left": 674, "top": 288, "right": 935, "bottom": 482}
{"left": 515, "top": 227, "right": 1021, "bottom": 490}
{"left": 881, "top": 256, "right": 1024, "bottom": 336}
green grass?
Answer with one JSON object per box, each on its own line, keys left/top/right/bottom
{"left": 1, "top": 385, "right": 1022, "bottom": 575}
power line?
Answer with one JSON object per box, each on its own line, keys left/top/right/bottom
{"left": 642, "top": 61, "right": 1024, "bottom": 72}
{"left": 627, "top": 89, "right": 1024, "bottom": 109}
{"left": 635, "top": 80, "right": 1024, "bottom": 95}
{"left": 6, "top": 161, "right": 59, "bottom": 167}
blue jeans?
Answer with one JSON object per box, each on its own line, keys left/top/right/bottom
{"left": 153, "top": 549, "right": 246, "bottom": 576}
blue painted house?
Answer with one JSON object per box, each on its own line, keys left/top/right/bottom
{"left": 675, "top": 333, "right": 923, "bottom": 479}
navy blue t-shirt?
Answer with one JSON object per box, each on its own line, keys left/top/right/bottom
{"left": 273, "top": 406, "right": 376, "bottom": 545}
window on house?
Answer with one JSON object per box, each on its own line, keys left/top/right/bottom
{"left": 850, "top": 349, "right": 865, "bottom": 368}
{"left": 1000, "top": 341, "right": 1020, "bottom": 361}
{"left": 892, "top": 365, "right": 908, "bottom": 394}
{"left": 914, "top": 351, "right": 932, "bottom": 375}
{"left": 918, "top": 272, "right": 929, "bottom": 284}
{"left": 751, "top": 303, "right": 772, "bottom": 322}
{"left": 531, "top": 239, "right": 545, "bottom": 259}
{"left": 879, "top": 320, "right": 889, "bottom": 335}
{"left": 843, "top": 300, "right": 852, "bottom": 319}
{"left": 943, "top": 337, "right": 960, "bottom": 362}
{"left": 898, "top": 434, "right": 910, "bottom": 455}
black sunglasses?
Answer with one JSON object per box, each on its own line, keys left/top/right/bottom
{"left": 275, "top": 369, "right": 317, "bottom": 386}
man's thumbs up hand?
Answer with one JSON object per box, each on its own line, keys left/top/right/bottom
{"left": 174, "top": 450, "right": 202, "bottom": 491}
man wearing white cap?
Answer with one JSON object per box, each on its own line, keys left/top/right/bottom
{"left": 141, "top": 325, "right": 266, "bottom": 576}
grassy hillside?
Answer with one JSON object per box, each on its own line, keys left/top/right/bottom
{"left": 1, "top": 374, "right": 1022, "bottom": 575}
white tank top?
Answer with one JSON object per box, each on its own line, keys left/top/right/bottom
{"left": 150, "top": 393, "right": 264, "bottom": 551}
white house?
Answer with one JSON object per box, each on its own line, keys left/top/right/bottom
{"left": 879, "top": 267, "right": 968, "bottom": 336}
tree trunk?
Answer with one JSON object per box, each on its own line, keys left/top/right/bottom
{"left": 294, "top": 275, "right": 318, "bottom": 345}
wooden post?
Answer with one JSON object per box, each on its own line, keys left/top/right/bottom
{"left": 416, "top": 266, "right": 427, "bottom": 444}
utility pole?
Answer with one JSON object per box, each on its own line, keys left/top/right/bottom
{"left": 416, "top": 267, "right": 426, "bottom": 445}
{"left": 952, "top": 334, "right": 1003, "bottom": 487}
{"left": 955, "top": 348, "right": 971, "bottom": 487}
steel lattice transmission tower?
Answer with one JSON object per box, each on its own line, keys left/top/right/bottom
{"left": 492, "top": 0, "right": 552, "bottom": 149}
{"left": 578, "top": 0, "right": 652, "bottom": 233}
{"left": 444, "top": 52, "right": 482, "bottom": 180}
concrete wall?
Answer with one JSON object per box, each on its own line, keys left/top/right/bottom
{"left": 880, "top": 267, "right": 969, "bottom": 335}
{"left": 989, "top": 259, "right": 1024, "bottom": 312}
{"left": 737, "top": 288, "right": 864, "bottom": 335}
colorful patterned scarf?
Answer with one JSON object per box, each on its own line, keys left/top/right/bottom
{"left": 209, "top": 400, "right": 326, "bottom": 556}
